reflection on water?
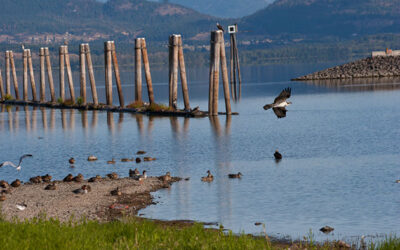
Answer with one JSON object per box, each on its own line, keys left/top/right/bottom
{"left": 1, "top": 65, "right": 400, "bottom": 242}
{"left": 302, "top": 77, "right": 400, "bottom": 91}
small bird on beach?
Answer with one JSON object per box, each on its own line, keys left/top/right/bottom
{"left": 216, "top": 22, "right": 224, "bottom": 32}
{"left": 201, "top": 170, "right": 214, "bottom": 182}
{"left": 0, "top": 154, "right": 33, "bottom": 171}
{"left": 263, "top": 87, "right": 292, "bottom": 118}
{"left": 63, "top": 174, "right": 74, "bottom": 182}
{"left": 159, "top": 172, "right": 172, "bottom": 182}
{"left": 11, "top": 179, "right": 21, "bottom": 188}
{"left": 129, "top": 168, "right": 140, "bottom": 178}
{"left": 107, "top": 172, "right": 119, "bottom": 180}
{"left": 274, "top": 150, "right": 282, "bottom": 161}
{"left": 228, "top": 172, "right": 243, "bottom": 179}
{"left": 134, "top": 170, "right": 147, "bottom": 182}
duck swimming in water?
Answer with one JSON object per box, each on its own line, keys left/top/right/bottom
{"left": 201, "top": 170, "right": 214, "bottom": 182}
{"left": 274, "top": 150, "right": 282, "bottom": 161}
{"left": 228, "top": 172, "right": 243, "bottom": 179}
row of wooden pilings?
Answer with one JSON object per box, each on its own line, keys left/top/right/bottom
{"left": 0, "top": 30, "right": 233, "bottom": 115}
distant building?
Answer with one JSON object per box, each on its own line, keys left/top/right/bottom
{"left": 372, "top": 48, "right": 400, "bottom": 57}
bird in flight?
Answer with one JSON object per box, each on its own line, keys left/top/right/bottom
{"left": 216, "top": 22, "right": 224, "bottom": 32}
{"left": 263, "top": 87, "right": 292, "bottom": 118}
{"left": 0, "top": 154, "right": 33, "bottom": 171}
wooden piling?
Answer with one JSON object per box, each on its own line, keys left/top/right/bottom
{"left": 229, "top": 35, "right": 235, "bottom": 101}
{"left": 233, "top": 32, "right": 242, "bottom": 87}
{"left": 172, "top": 35, "right": 179, "bottom": 109}
{"left": 9, "top": 51, "right": 19, "bottom": 99}
{"left": 44, "top": 48, "right": 56, "bottom": 102}
{"left": 79, "top": 44, "right": 87, "bottom": 105}
{"left": 104, "top": 41, "right": 113, "bottom": 105}
{"left": 0, "top": 69, "right": 4, "bottom": 99}
{"left": 84, "top": 44, "right": 98, "bottom": 105}
{"left": 135, "top": 38, "right": 142, "bottom": 102}
{"left": 59, "top": 46, "right": 65, "bottom": 101}
{"left": 39, "top": 48, "right": 46, "bottom": 102}
{"left": 27, "top": 49, "right": 37, "bottom": 101}
{"left": 168, "top": 36, "right": 173, "bottom": 107}
{"left": 231, "top": 35, "right": 237, "bottom": 99}
{"left": 111, "top": 41, "right": 124, "bottom": 107}
{"left": 23, "top": 50, "right": 28, "bottom": 101}
{"left": 208, "top": 34, "right": 216, "bottom": 114}
{"left": 218, "top": 32, "right": 232, "bottom": 115}
{"left": 141, "top": 38, "right": 155, "bottom": 104}
{"left": 5, "top": 51, "right": 11, "bottom": 96}
{"left": 64, "top": 46, "right": 75, "bottom": 103}
{"left": 212, "top": 32, "right": 221, "bottom": 116}
{"left": 178, "top": 36, "right": 190, "bottom": 111}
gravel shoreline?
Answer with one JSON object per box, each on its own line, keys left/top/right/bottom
{"left": 0, "top": 176, "right": 181, "bottom": 222}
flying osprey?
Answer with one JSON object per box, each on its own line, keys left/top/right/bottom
{"left": 263, "top": 87, "right": 292, "bottom": 118}
{"left": 216, "top": 22, "right": 224, "bottom": 32}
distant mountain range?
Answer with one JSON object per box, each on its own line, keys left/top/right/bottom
{"left": 150, "top": 0, "right": 274, "bottom": 18}
{"left": 1, "top": 0, "right": 400, "bottom": 45}
{"left": 241, "top": 0, "right": 400, "bottom": 39}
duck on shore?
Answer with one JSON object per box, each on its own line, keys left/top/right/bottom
{"left": 129, "top": 168, "right": 140, "bottom": 178}
{"left": 73, "top": 185, "right": 91, "bottom": 194}
{"left": 41, "top": 174, "right": 52, "bottom": 183}
{"left": 228, "top": 172, "right": 243, "bottom": 179}
{"left": 107, "top": 172, "right": 118, "bottom": 180}
{"left": 0, "top": 180, "right": 10, "bottom": 188}
{"left": 88, "top": 175, "right": 102, "bottom": 183}
{"left": 110, "top": 187, "right": 122, "bottom": 196}
{"left": 30, "top": 176, "right": 42, "bottom": 184}
{"left": 201, "top": 170, "right": 214, "bottom": 182}
{"left": 63, "top": 174, "right": 74, "bottom": 182}
{"left": 73, "top": 173, "right": 84, "bottom": 182}
{"left": 134, "top": 170, "right": 147, "bottom": 182}
{"left": 11, "top": 179, "right": 21, "bottom": 187}
{"left": 45, "top": 183, "right": 57, "bottom": 190}
{"left": 159, "top": 172, "right": 171, "bottom": 182}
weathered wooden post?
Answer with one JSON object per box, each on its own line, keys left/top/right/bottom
{"left": 208, "top": 31, "right": 221, "bottom": 116}
{"left": 5, "top": 51, "right": 11, "bottom": 96}
{"left": 229, "top": 24, "right": 241, "bottom": 100}
{"left": 40, "top": 48, "right": 46, "bottom": 102}
{"left": 0, "top": 69, "right": 4, "bottom": 99}
{"left": 104, "top": 41, "right": 113, "bottom": 105}
{"left": 44, "top": 48, "right": 56, "bottom": 102}
{"left": 23, "top": 50, "right": 29, "bottom": 101}
{"left": 59, "top": 46, "right": 65, "bottom": 101}
{"left": 229, "top": 35, "right": 235, "bottom": 101}
{"left": 111, "top": 41, "right": 124, "bottom": 107}
{"left": 64, "top": 46, "right": 75, "bottom": 103}
{"left": 178, "top": 36, "right": 190, "bottom": 111}
{"left": 79, "top": 44, "right": 87, "bottom": 105}
{"left": 9, "top": 51, "right": 19, "bottom": 99}
{"left": 84, "top": 44, "right": 98, "bottom": 105}
{"left": 27, "top": 49, "right": 37, "bottom": 102}
{"left": 218, "top": 32, "right": 232, "bottom": 115}
{"left": 141, "top": 38, "right": 155, "bottom": 104}
{"left": 171, "top": 35, "right": 179, "bottom": 109}
{"left": 135, "top": 38, "right": 142, "bottom": 102}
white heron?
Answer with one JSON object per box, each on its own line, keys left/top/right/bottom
{"left": 0, "top": 154, "right": 33, "bottom": 171}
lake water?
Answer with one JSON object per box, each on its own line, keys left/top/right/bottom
{"left": 0, "top": 63, "right": 399, "bottom": 242}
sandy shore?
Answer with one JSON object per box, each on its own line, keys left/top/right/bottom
{"left": 0, "top": 176, "right": 180, "bottom": 222}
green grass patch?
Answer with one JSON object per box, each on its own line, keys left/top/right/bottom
{"left": 0, "top": 218, "right": 272, "bottom": 249}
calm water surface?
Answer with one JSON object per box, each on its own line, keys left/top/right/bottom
{"left": 0, "top": 63, "right": 399, "bottom": 242}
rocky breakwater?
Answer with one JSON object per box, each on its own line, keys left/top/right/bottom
{"left": 293, "top": 56, "right": 400, "bottom": 80}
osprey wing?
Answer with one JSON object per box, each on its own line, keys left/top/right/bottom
{"left": 274, "top": 87, "right": 291, "bottom": 104}
{"left": 272, "top": 107, "right": 287, "bottom": 119}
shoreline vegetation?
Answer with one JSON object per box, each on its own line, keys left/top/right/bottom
{"left": 0, "top": 175, "right": 398, "bottom": 249}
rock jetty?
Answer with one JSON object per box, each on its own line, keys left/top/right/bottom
{"left": 293, "top": 56, "right": 400, "bottom": 80}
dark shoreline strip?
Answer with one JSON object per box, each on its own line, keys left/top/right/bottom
{"left": 0, "top": 100, "right": 238, "bottom": 117}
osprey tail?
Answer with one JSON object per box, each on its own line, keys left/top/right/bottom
{"left": 263, "top": 104, "right": 273, "bottom": 110}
